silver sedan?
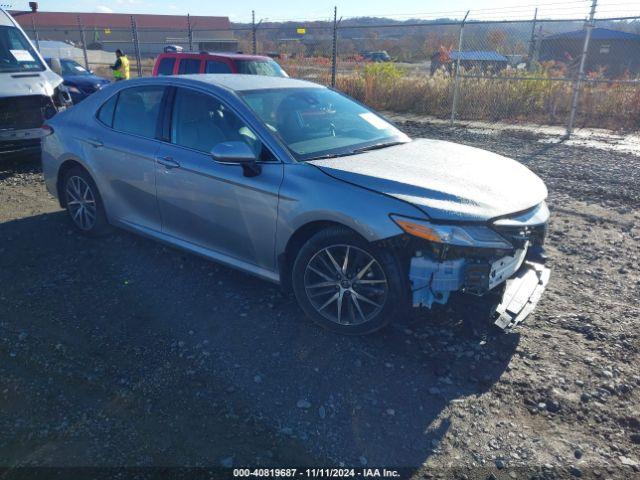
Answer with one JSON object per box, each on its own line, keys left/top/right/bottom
{"left": 42, "top": 74, "right": 550, "bottom": 335}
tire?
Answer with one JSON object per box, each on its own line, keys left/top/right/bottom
{"left": 292, "top": 226, "right": 407, "bottom": 335}
{"left": 62, "top": 166, "right": 110, "bottom": 237}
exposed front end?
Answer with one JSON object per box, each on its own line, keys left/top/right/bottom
{"left": 0, "top": 90, "right": 71, "bottom": 156}
{"left": 393, "top": 202, "right": 551, "bottom": 330}
{"left": 0, "top": 9, "right": 72, "bottom": 157}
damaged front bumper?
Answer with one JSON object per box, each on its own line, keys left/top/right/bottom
{"left": 493, "top": 260, "right": 550, "bottom": 329}
{"left": 394, "top": 202, "right": 551, "bottom": 330}
{"left": 410, "top": 248, "right": 550, "bottom": 330}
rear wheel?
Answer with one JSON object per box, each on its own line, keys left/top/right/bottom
{"left": 292, "top": 227, "right": 406, "bottom": 335}
{"left": 63, "top": 167, "right": 110, "bottom": 236}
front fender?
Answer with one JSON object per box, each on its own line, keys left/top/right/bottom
{"left": 275, "top": 163, "right": 425, "bottom": 256}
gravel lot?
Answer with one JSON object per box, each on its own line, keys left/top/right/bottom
{"left": 0, "top": 122, "right": 639, "bottom": 479}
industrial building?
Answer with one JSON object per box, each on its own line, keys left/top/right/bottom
{"left": 10, "top": 9, "right": 238, "bottom": 55}
{"left": 539, "top": 27, "right": 640, "bottom": 77}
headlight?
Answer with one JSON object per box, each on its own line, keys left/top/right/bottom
{"left": 391, "top": 215, "right": 513, "bottom": 249}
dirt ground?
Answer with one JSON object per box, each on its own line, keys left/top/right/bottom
{"left": 0, "top": 121, "right": 638, "bottom": 479}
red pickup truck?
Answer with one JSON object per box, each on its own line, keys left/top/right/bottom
{"left": 152, "top": 52, "right": 288, "bottom": 77}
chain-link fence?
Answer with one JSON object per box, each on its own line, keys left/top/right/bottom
{"left": 329, "top": 15, "right": 640, "bottom": 133}
{"left": 21, "top": 7, "right": 640, "bottom": 135}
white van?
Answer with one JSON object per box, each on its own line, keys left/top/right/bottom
{"left": 0, "top": 7, "right": 71, "bottom": 156}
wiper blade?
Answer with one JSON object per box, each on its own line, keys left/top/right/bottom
{"left": 305, "top": 141, "right": 407, "bottom": 161}
{"left": 350, "top": 141, "right": 407, "bottom": 154}
{"left": 305, "top": 153, "right": 346, "bottom": 161}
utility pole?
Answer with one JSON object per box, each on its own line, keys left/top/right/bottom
{"left": 566, "top": 0, "right": 597, "bottom": 136}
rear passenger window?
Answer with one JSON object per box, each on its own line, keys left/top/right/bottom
{"left": 205, "top": 61, "right": 232, "bottom": 73}
{"left": 178, "top": 59, "right": 201, "bottom": 74}
{"left": 157, "top": 57, "right": 175, "bottom": 76}
{"left": 97, "top": 94, "right": 118, "bottom": 127}
{"left": 112, "top": 86, "right": 165, "bottom": 138}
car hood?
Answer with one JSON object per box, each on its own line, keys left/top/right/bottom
{"left": 65, "top": 74, "right": 109, "bottom": 85}
{"left": 309, "top": 138, "right": 548, "bottom": 222}
{"left": 0, "top": 69, "right": 63, "bottom": 98}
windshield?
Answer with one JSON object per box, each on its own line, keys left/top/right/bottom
{"left": 61, "top": 59, "right": 91, "bottom": 76}
{"left": 0, "top": 25, "right": 45, "bottom": 73}
{"left": 236, "top": 59, "right": 288, "bottom": 77}
{"left": 241, "top": 88, "right": 409, "bottom": 161}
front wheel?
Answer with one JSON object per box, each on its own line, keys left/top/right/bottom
{"left": 292, "top": 227, "right": 406, "bottom": 335}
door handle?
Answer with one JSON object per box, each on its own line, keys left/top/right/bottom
{"left": 156, "top": 156, "right": 180, "bottom": 169}
{"left": 86, "top": 138, "right": 103, "bottom": 148}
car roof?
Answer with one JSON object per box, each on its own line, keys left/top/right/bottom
{"left": 165, "top": 74, "right": 324, "bottom": 92}
{"left": 160, "top": 52, "right": 273, "bottom": 61}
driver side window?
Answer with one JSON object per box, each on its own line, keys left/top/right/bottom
{"left": 171, "top": 88, "right": 273, "bottom": 161}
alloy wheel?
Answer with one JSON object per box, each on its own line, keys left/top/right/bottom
{"left": 303, "top": 244, "right": 389, "bottom": 326}
{"left": 65, "top": 175, "right": 97, "bottom": 231}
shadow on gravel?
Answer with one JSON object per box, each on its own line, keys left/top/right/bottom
{"left": 0, "top": 154, "right": 41, "bottom": 181}
{"left": 0, "top": 211, "right": 519, "bottom": 470}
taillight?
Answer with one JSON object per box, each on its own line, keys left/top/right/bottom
{"left": 41, "top": 124, "right": 54, "bottom": 136}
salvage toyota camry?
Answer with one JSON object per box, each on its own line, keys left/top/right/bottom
{"left": 41, "top": 74, "right": 550, "bottom": 335}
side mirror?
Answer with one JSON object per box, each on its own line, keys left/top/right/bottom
{"left": 210, "top": 141, "right": 261, "bottom": 177}
{"left": 49, "top": 57, "right": 62, "bottom": 76}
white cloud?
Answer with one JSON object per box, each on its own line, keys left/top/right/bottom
{"left": 95, "top": 5, "right": 114, "bottom": 13}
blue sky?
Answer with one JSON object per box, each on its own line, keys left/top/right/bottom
{"left": 12, "top": 0, "right": 640, "bottom": 22}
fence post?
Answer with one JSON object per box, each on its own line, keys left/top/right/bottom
{"left": 450, "top": 11, "right": 469, "bottom": 126}
{"left": 527, "top": 8, "right": 538, "bottom": 71}
{"left": 130, "top": 15, "right": 143, "bottom": 77}
{"left": 532, "top": 24, "right": 542, "bottom": 65}
{"left": 566, "top": 0, "right": 598, "bottom": 137}
{"left": 187, "top": 14, "right": 193, "bottom": 52}
{"left": 77, "top": 16, "right": 90, "bottom": 70}
{"left": 31, "top": 15, "right": 40, "bottom": 51}
{"left": 331, "top": 6, "right": 338, "bottom": 88}
{"left": 252, "top": 10, "right": 257, "bottom": 55}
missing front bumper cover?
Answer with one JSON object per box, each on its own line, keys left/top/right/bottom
{"left": 410, "top": 248, "right": 550, "bottom": 329}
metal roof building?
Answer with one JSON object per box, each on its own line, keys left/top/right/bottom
{"left": 10, "top": 10, "right": 230, "bottom": 30}
{"left": 10, "top": 10, "right": 237, "bottom": 55}
{"left": 449, "top": 51, "right": 509, "bottom": 62}
{"left": 430, "top": 50, "right": 509, "bottom": 74}
{"left": 539, "top": 27, "right": 640, "bottom": 77}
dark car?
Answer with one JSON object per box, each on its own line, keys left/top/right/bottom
{"left": 163, "top": 45, "right": 183, "bottom": 53}
{"left": 363, "top": 51, "right": 391, "bottom": 62}
{"left": 45, "top": 58, "right": 110, "bottom": 103}
{"left": 152, "top": 52, "right": 288, "bottom": 77}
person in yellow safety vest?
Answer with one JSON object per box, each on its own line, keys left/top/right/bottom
{"left": 110, "top": 49, "right": 130, "bottom": 81}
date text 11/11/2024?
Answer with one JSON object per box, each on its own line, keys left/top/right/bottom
{"left": 232, "top": 468, "right": 401, "bottom": 478}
